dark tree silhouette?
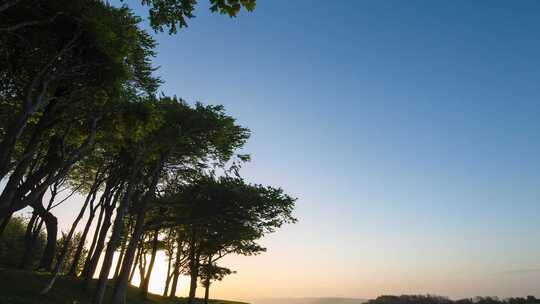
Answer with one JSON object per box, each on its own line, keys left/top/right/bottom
{"left": 0, "top": 1, "right": 302, "bottom": 303}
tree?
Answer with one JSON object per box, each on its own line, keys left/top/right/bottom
{"left": 200, "top": 263, "right": 235, "bottom": 304}
{"left": 0, "top": 3, "right": 302, "bottom": 304}
{"left": 109, "top": 98, "right": 249, "bottom": 304}
{"left": 153, "top": 175, "right": 296, "bottom": 303}
{"left": 0, "top": 0, "right": 159, "bottom": 223}
{"left": 126, "top": 0, "right": 257, "bottom": 34}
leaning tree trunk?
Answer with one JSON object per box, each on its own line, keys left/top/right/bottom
{"left": 0, "top": 57, "right": 53, "bottom": 179}
{"left": 0, "top": 211, "right": 13, "bottom": 236}
{"left": 0, "top": 106, "right": 37, "bottom": 180}
{"left": 140, "top": 230, "right": 159, "bottom": 298}
{"left": 93, "top": 161, "right": 142, "bottom": 304}
{"left": 19, "top": 212, "right": 39, "bottom": 269}
{"left": 0, "top": 96, "right": 58, "bottom": 187}
{"left": 128, "top": 243, "right": 142, "bottom": 284}
{"left": 0, "top": 31, "right": 81, "bottom": 180}
{"left": 28, "top": 187, "right": 58, "bottom": 272}
{"left": 35, "top": 204, "right": 57, "bottom": 271}
{"left": 110, "top": 155, "right": 166, "bottom": 304}
{"left": 169, "top": 235, "right": 183, "bottom": 298}
{"left": 0, "top": 0, "right": 23, "bottom": 14}
{"left": 115, "top": 216, "right": 134, "bottom": 280}
{"left": 79, "top": 183, "right": 114, "bottom": 278}
{"left": 68, "top": 198, "right": 101, "bottom": 276}
{"left": 0, "top": 116, "right": 97, "bottom": 220}
{"left": 169, "top": 266, "right": 180, "bottom": 298}
{"left": 113, "top": 239, "right": 127, "bottom": 280}
{"left": 41, "top": 173, "right": 102, "bottom": 294}
{"left": 81, "top": 187, "right": 119, "bottom": 291}
{"left": 163, "top": 249, "right": 173, "bottom": 297}
{"left": 0, "top": 97, "right": 60, "bottom": 219}
{"left": 24, "top": 183, "right": 57, "bottom": 269}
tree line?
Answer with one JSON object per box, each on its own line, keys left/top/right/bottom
{"left": 366, "top": 295, "right": 540, "bottom": 304}
{"left": 0, "top": 1, "right": 297, "bottom": 304}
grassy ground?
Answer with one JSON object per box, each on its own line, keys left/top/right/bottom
{"left": 0, "top": 268, "right": 248, "bottom": 304}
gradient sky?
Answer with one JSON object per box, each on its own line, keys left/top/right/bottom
{"left": 55, "top": 0, "right": 540, "bottom": 301}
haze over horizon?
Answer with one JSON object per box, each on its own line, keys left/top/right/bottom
{"left": 249, "top": 298, "right": 367, "bottom": 304}
{"left": 44, "top": 0, "right": 540, "bottom": 301}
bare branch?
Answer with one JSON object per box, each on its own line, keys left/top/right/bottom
{"left": 0, "top": 0, "right": 22, "bottom": 13}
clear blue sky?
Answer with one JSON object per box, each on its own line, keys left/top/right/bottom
{"left": 105, "top": 0, "right": 540, "bottom": 299}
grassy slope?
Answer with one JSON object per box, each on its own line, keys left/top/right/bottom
{"left": 0, "top": 268, "right": 248, "bottom": 304}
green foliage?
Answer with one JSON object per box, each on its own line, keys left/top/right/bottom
{"left": 132, "top": 0, "right": 257, "bottom": 34}
{"left": 153, "top": 97, "right": 250, "bottom": 166}
{"left": 160, "top": 175, "right": 296, "bottom": 234}
{"left": 200, "top": 263, "right": 235, "bottom": 287}
{"left": 53, "top": 231, "right": 87, "bottom": 275}
{"left": 0, "top": 216, "right": 26, "bottom": 267}
{"left": 154, "top": 175, "right": 296, "bottom": 268}
{"left": 210, "top": 0, "right": 256, "bottom": 16}
{"left": 0, "top": 216, "right": 45, "bottom": 268}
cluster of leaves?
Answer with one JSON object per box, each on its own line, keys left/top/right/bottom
{"left": 134, "top": 0, "right": 256, "bottom": 33}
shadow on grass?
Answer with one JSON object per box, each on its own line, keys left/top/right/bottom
{"left": 0, "top": 268, "right": 247, "bottom": 304}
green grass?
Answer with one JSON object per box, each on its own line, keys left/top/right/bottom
{"left": 0, "top": 268, "right": 248, "bottom": 304}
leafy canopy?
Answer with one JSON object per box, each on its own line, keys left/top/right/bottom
{"left": 124, "top": 0, "right": 256, "bottom": 33}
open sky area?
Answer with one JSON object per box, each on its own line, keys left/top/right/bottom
{"left": 49, "top": 0, "right": 540, "bottom": 301}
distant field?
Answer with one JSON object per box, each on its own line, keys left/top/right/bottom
{"left": 0, "top": 268, "right": 248, "bottom": 304}
{"left": 251, "top": 298, "right": 367, "bottom": 304}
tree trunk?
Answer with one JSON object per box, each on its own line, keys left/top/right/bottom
{"left": 19, "top": 212, "right": 39, "bottom": 269}
{"left": 116, "top": 216, "right": 134, "bottom": 280}
{"left": 163, "top": 250, "right": 173, "bottom": 297}
{"left": 204, "top": 256, "right": 212, "bottom": 304}
{"left": 93, "top": 164, "right": 141, "bottom": 304}
{"left": 0, "top": 0, "right": 23, "bottom": 13}
{"left": 68, "top": 200, "right": 100, "bottom": 276}
{"left": 0, "top": 109, "right": 34, "bottom": 180}
{"left": 110, "top": 155, "right": 166, "bottom": 304}
{"left": 0, "top": 31, "right": 82, "bottom": 180}
{"left": 41, "top": 175, "right": 102, "bottom": 294}
{"left": 35, "top": 204, "right": 57, "bottom": 271}
{"left": 128, "top": 243, "right": 142, "bottom": 284}
{"left": 169, "top": 267, "right": 180, "bottom": 298}
{"left": 187, "top": 228, "right": 200, "bottom": 304}
{"left": 82, "top": 204, "right": 112, "bottom": 282}
{"left": 138, "top": 249, "right": 147, "bottom": 285}
{"left": 0, "top": 211, "right": 13, "bottom": 236}
{"left": 188, "top": 246, "right": 201, "bottom": 304}
{"left": 82, "top": 188, "right": 119, "bottom": 290}
{"left": 169, "top": 235, "right": 183, "bottom": 298}
{"left": 0, "top": 96, "right": 59, "bottom": 182}
{"left": 114, "top": 237, "right": 127, "bottom": 280}
{"left": 80, "top": 186, "right": 111, "bottom": 277}
{"left": 22, "top": 179, "right": 59, "bottom": 271}
{"left": 140, "top": 230, "right": 159, "bottom": 298}
{"left": 0, "top": 98, "right": 58, "bottom": 212}
{"left": 0, "top": 116, "right": 97, "bottom": 219}
{"left": 204, "top": 283, "right": 210, "bottom": 304}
